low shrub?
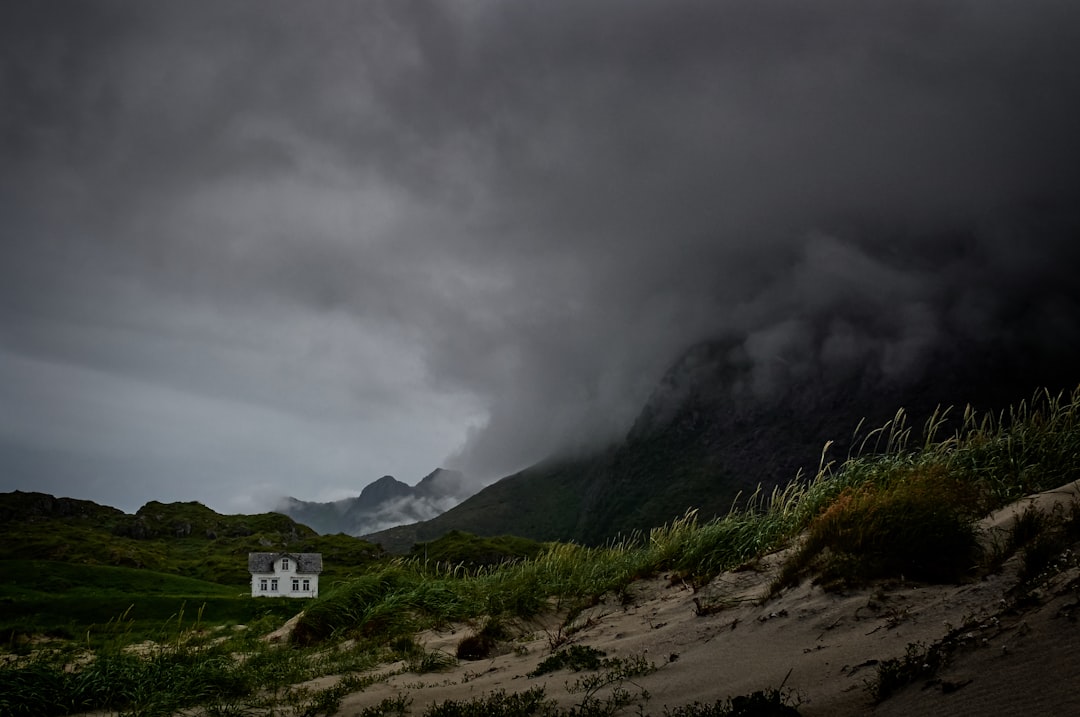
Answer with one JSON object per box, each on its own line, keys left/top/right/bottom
{"left": 355, "top": 694, "right": 413, "bottom": 717}
{"left": 407, "top": 648, "right": 458, "bottom": 674}
{"left": 871, "top": 640, "right": 949, "bottom": 702}
{"left": 425, "top": 687, "right": 555, "bottom": 717}
{"left": 456, "top": 633, "right": 497, "bottom": 661}
{"left": 528, "top": 645, "right": 608, "bottom": 677}
{"left": 457, "top": 617, "right": 513, "bottom": 660}
{"left": 776, "top": 466, "right": 979, "bottom": 591}
{"left": 663, "top": 689, "right": 801, "bottom": 716}
{"left": 292, "top": 567, "right": 420, "bottom": 645}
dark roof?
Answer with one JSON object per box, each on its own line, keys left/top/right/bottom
{"left": 247, "top": 552, "right": 323, "bottom": 574}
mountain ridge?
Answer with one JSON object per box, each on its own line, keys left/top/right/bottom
{"left": 364, "top": 333, "right": 1080, "bottom": 552}
{"left": 274, "top": 468, "right": 468, "bottom": 536}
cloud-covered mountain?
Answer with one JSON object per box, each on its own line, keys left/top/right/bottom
{"left": 366, "top": 324, "right": 1080, "bottom": 552}
{"left": 2, "top": 2, "right": 1080, "bottom": 517}
{"left": 275, "top": 468, "right": 468, "bottom": 536}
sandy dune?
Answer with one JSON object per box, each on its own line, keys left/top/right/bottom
{"left": 325, "top": 480, "right": 1080, "bottom": 716}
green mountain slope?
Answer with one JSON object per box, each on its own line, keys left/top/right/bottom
{"left": 367, "top": 337, "right": 1080, "bottom": 552}
{"left": 0, "top": 492, "right": 384, "bottom": 585}
{"left": 365, "top": 457, "right": 604, "bottom": 553}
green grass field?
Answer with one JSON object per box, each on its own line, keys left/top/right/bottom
{"left": 0, "top": 560, "right": 303, "bottom": 646}
{"left": 0, "top": 559, "right": 242, "bottom": 597}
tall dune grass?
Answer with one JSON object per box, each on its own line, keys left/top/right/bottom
{"left": 294, "top": 387, "right": 1080, "bottom": 643}
{"left": 5, "top": 387, "right": 1078, "bottom": 716}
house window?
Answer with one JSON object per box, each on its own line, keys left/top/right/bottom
{"left": 281, "top": 558, "right": 290, "bottom": 570}
{"left": 260, "top": 579, "right": 268, "bottom": 591}
{"left": 302, "top": 579, "right": 310, "bottom": 591}
{"left": 270, "top": 579, "right": 278, "bottom": 592}
{"left": 292, "top": 579, "right": 300, "bottom": 591}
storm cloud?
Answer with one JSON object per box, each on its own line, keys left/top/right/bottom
{"left": 2, "top": 1, "right": 1079, "bottom": 513}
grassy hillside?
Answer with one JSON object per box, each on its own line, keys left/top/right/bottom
{"left": 0, "top": 560, "right": 239, "bottom": 598}
{"left": 0, "top": 494, "right": 385, "bottom": 585}
{"left": 368, "top": 340, "right": 1080, "bottom": 551}
{"left": 408, "top": 530, "right": 547, "bottom": 570}
{"left": 368, "top": 457, "right": 599, "bottom": 553}
{"left": 0, "top": 492, "right": 390, "bottom": 650}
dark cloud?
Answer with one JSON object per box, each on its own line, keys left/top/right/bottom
{"left": 2, "top": 1, "right": 1079, "bottom": 512}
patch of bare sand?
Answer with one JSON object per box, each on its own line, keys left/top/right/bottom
{"left": 264, "top": 612, "right": 304, "bottom": 643}
{"left": 332, "top": 481, "right": 1080, "bottom": 716}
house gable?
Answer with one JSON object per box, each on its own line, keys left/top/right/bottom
{"left": 248, "top": 551, "right": 323, "bottom": 574}
{"left": 248, "top": 551, "right": 322, "bottom": 598}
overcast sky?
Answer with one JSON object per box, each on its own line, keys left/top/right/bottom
{"left": 3, "top": 1, "right": 1080, "bottom": 515}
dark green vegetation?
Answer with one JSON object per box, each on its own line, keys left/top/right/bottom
{"left": 455, "top": 617, "right": 512, "bottom": 661}
{"left": 409, "top": 531, "right": 547, "bottom": 570}
{"left": 0, "top": 560, "right": 302, "bottom": 647}
{"left": 0, "top": 494, "right": 384, "bottom": 586}
{"left": 426, "top": 650, "right": 657, "bottom": 717}
{"left": 367, "top": 458, "right": 592, "bottom": 553}
{"left": 1012, "top": 502, "right": 1080, "bottom": 584}
{"left": 0, "top": 607, "right": 393, "bottom": 717}
{"left": 870, "top": 640, "right": 950, "bottom": 703}
{"left": 424, "top": 688, "right": 551, "bottom": 717}
{"left": 399, "top": 685, "right": 799, "bottom": 717}
{"left": 662, "top": 691, "right": 801, "bottom": 717}
{"left": 528, "top": 645, "right": 609, "bottom": 677}
{"left": 2, "top": 387, "right": 1079, "bottom": 715}
{"left": 773, "top": 465, "right": 981, "bottom": 592}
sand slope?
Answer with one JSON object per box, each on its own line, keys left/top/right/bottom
{"left": 326, "top": 481, "right": 1080, "bottom": 716}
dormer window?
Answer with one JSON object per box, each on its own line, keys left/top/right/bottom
{"left": 281, "top": 558, "right": 290, "bottom": 570}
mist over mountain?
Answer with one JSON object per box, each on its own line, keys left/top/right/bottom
{"left": 372, "top": 220, "right": 1080, "bottom": 550}
{"left": 275, "top": 468, "right": 468, "bottom": 536}
{"left": 367, "top": 313, "right": 1080, "bottom": 552}
{"left": 2, "top": 2, "right": 1080, "bottom": 517}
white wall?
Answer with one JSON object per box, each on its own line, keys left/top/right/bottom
{"left": 250, "top": 555, "right": 319, "bottom": 598}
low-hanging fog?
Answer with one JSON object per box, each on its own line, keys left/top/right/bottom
{"left": 2, "top": 1, "right": 1079, "bottom": 514}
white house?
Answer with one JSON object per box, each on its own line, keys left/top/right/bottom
{"left": 248, "top": 552, "right": 322, "bottom": 598}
